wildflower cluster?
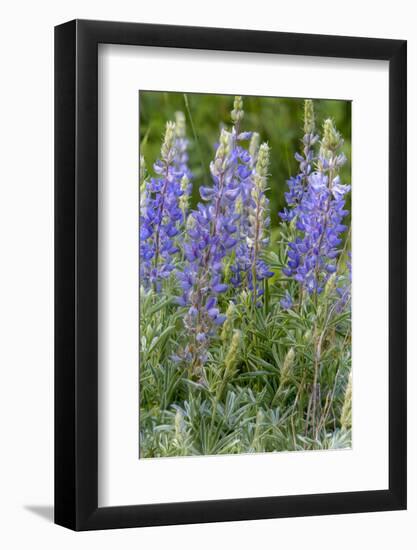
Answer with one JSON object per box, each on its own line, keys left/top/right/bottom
{"left": 140, "top": 93, "right": 352, "bottom": 459}
{"left": 281, "top": 102, "right": 351, "bottom": 296}
{"left": 140, "top": 121, "right": 187, "bottom": 289}
{"left": 280, "top": 100, "right": 319, "bottom": 223}
{"left": 140, "top": 96, "right": 351, "bottom": 378}
{"left": 230, "top": 108, "right": 273, "bottom": 296}
{"left": 177, "top": 127, "right": 242, "bottom": 371}
{"left": 140, "top": 97, "right": 275, "bottom": 374}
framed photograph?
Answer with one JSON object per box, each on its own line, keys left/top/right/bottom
{"left": 55, "top": 19, "right": 407, "bottom": 530}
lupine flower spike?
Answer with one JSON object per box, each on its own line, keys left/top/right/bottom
{"left": 140, "top": 121, "right": 185, "bottom": 289}
{"left": 246, "top": 143, "right": 274, "bottom": 301}
{"left": 280, "top": 99, "right": 319, "bottom": 223}
{"left": 229, "top": 97, "right": 273, "bottom": 294}
{"left": 176, "top": 127, "right": 241, "bottom": 375}
{"left": 174, "top": 111, "right": 192, "bottom": 221}
{"left": 281, "top": 106, "right": 351, "bottom": 297}
{"left": 232, "top": 131, "right": 260, "bottom": 282}
{"left": 174, "top": 111, "right": 191, "bottom": 178}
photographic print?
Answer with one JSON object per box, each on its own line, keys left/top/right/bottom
{"left": 55, "top": 21, "right": 406, "bottom": 529}
{"left": 139, "top": 92, "right": 352, "bottom": 459}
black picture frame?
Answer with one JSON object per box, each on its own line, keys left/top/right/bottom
{"left": 55, "top": 19, "right": 407, "bottom": 531}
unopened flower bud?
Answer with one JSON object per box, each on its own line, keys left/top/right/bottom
{"left": 175, "top": 111, "right": 186, "bottom": 138}
{"left": 341, "top": 371, "right": 352, "bottom": 430}
{"left": 280, "top": 347, "right": 295, "bottom": 385}
{"left": 321, "top": 118, "right": 343, "bottom": 157}
{"left": 252, "top": 142, "right": 270, "bottom": 199}
{"left": 231, "top": 95, "right": 244, "bottom": 124}
{"left": 161, "top": 121, "right": 176, "bottom": 161}
{"left": 249, "top": 132, "right": 260, "bottom": 164}
{"left": 175, "top": 409, "right": 184, "bottom": 439}
{"left": 256, "top": 143, "right": 270, "bottom": 180}
{"left": 304, "top": 99, "right": 315, "bottom": 135}
{"left": 324, "top": 272, "right": 337, "bottom": 297}
{"left": 224, "top": 329, "right": 241, "bottom": 376}
{"left": 179, "top": 175, "right": 190, "bottom": 214}
{"left": 221, "top": 301, "right": 236, "bottom": 342}
{"left": 304, "top": 329, "right": 312, "bottom": 342}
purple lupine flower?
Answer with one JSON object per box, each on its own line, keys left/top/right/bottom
{"left": 226, "top": 99, "right": 274, "bottom": 299}
{"left": 280, "top": 100, "right": 319, "bottom": 222}
{"left": 140, "top": 121, "right": 185, "bottom": 289}
{"left": 176, "top": 127, "right": 240, "bottom": 372}
{"left": 282, "top": 117, "right": 351, "bottom": 295}
{"left": 229, "top": 155, "right": 257, "bottom": 287}
{"left": 229, "top": 98, "right": 255, "bottom": 226}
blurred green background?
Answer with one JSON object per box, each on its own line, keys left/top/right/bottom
{"left": 139, "top": 92, "right": 351, "bottom": 227}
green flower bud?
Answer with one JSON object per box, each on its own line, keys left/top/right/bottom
{"left": 175, "top": 409, "right": 184, "bottom": 440}
{"left": 324, "top": 272, "right": 337, "bottom": 298}
{"left": 216, "top": 329, "right": 242, "bottom": 401}
{"left": 216, "top": 128, "right": 231, "bottom": 160}
{"left": 320, "top": 118, "right": 343, "bottom": 157}
{"left": 249, "top": 131, "right": 260, "bottom": 163}
{"left": 231, "top": 95, "right": 244, "bottom": 124}
{"left": 304, "top": 99, "right": 315, "bottom": 135}
{"left": 256, "top": 142, "right": 270, "bottom": 178}
{"left": 175, "top": 111, "right": 186, "bottom": 138}
{"left": 280, "top": 347, "right": 295, "bottom": 385}
{"left": 221, "top": 302, "right": 236, "bottom": 342}
{"left": 341, "top": 371, "right": 352, "bottom": 430}
{"left": 271, "top": 347, "right": 296, "bottom": 407}
{"left": 224, "top": 329, "right": 241, "bottom": 377}
{"left": 179, "top": 174, "right": 190, "bottom": 214}
{"left": 186, "top": 214, "right": 196, "bottom": 231}
{"left": 253, "top": 142, "right": 270, "bottom": 194}
{"left": 161, "top": 121, "right": 176, "bottom": 161}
